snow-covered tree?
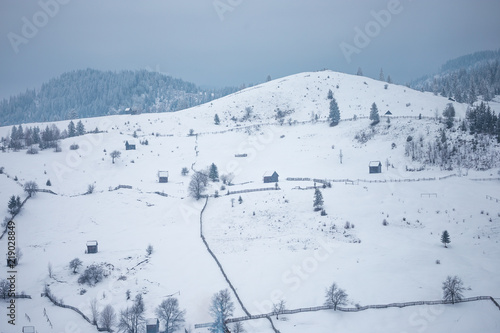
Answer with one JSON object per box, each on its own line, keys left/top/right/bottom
{"left": 329, "top": 98, "right": 341, "bottom": 126}
{"left": 209, "top": 289, "right": 234, "bottom": 333}
{"left": 214, "top": 114, "right": 220, "bottom": 125}
{"left": 76, "top": 120, "right": 85, "bottom": 136}
{"left": 441, "top": 230, "right": 451, "bottom": 248}
{"left": 155, "top": 297, "right": 186, "bottom": 333}
{"left": 69, "top": 258, "right": 83, "bottom": 274}
{"left": 443, "top": 103, "right": 455, "bottom": 129}
{"left": 68, "top": 121, "right": 76, "bottom": 137}
{"left": 327, "top": 89, "right": 333, "bottom": 100}
{"left": 442, "top": 275, "right": 464, "bottom": 304}
{"left": 189, "top": 172, "right": 208, "bottom": 200}
{"left": 110, "top": 150, "right": 121, "bottom": 164}
{"left": 324, "top": 282, "right": 348, "bottom": 310}
{"left": 379, "top": 68, "right": 385, "bottom": 81}
{"left": 24, "top": 181, "right": 38, "bottom": 197}
{"left": 209, "top": 163, "right": 219, "bottom": 182}
{"left": 370, "top": 102, "right": 380, "bottom": 125}
{"left": 99, "top": 304, "right": 116, "bottom": 332}
{"left": 313, "top": 188, "right": 324, "bottom": 211}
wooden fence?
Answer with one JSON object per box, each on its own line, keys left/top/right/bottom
{"left": 223, "top": 296, "right": 496, "bottom": 325}
{"left": 43, "top": 289, "right": 108, "bottom": 332}
{"left": 287, "top": 177, "right": 436, "bottom": 184}
{"left": 227, "top": 187, "right": 280, "bottom": 196}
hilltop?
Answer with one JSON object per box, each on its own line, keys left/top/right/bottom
{"left": 0, "top": 71, "right": 499, "bottom": 333}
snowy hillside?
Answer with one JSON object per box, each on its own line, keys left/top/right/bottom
{"left": 0, "top": 71, "right": 499, "bottom": 333}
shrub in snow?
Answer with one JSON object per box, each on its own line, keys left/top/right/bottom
{"left": 78, "top": 264, "right": 105, "bottom": 286}
{"left": 70, "top": 143, "right": 79, "bottom": 150}
{"left": 344, "top": 221, "right": 351, "bottom": 229}
{"left": 382, "top": 219, "right": 389, "bottom": 226}
{"left": 146, "top": 244, "right": 153, "bottom": 256}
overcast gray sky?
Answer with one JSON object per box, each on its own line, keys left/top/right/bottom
{"left": 1, "top": 0, "right": 499, "bottom": 100}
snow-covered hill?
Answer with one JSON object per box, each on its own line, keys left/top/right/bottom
{"left": 0, "top": 71, "right": 499, "bottom": 333}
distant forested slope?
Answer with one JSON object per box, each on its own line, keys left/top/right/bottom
{"left": 410, "top": 50, "right": 500, "bottom": 104}
{"left": 0, "top": 69, "right": 238, "bottom": 126}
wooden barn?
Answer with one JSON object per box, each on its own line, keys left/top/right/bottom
{"left": 86, "top": 240, "right": 98, "bottom": 254}
{"left": 263, "top": 171, "right": 279, "bottom": 183}
{"left": 146, "top": 318, "right": 159, "bottom": 333}
{"left": 125, "top": 140, "right": 136, "bottom": 150}
{"left": 158, "top": 171, "right": 169, "bottom": 183}
{"left": 369, "top": 161, "right": 382, "bottom": 174}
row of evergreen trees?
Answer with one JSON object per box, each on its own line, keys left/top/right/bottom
{"left": 1, "top": 120, "right": 89, "bottom": 151}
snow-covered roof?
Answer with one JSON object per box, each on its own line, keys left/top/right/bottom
{"left": 158, "top": 171, "right": 169, "bottom": 177}
{"left": 369, "top": 161, "right": 381, "bottom": 167}
{"left": 146, "top": 318, "right": 158, "bottom": 325}
{"left": 86, "top": 240, "right": 98, "bottom": 246}
{"left": 263, "top": 171, "right": 277, "bottom": 177}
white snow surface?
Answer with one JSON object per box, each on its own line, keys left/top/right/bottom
{"left": 0, "top": 71, "right": 499, "bottom": 332}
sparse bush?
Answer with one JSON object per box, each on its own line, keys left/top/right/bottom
{"left": 146, "top": 244, "right": 153, "bottom": 256}
{"left": 86, "top": 184, "right": 95, "bottom": 194}
{"left": 382, "top": 219, "right": 389, "bottom": 226}
{"left": 181, "top": 167, "right": 189, "bottom": 176}
{"left": 26, "top": 146, "right": 39, "bottom": 154}
{"left": 46, "top": 179, "right": 51, "bottom": 186}
{"left": 70, "top": 143, "right": 79, "bottom": 150}
{"left": 344, "top": 221, "right": 351, "bottom": 229}
{"left": 78, "top": 264, "right": 105, "bottom": 286}
{"left": 321, "top": 209, "right": 327, "bottom": 216}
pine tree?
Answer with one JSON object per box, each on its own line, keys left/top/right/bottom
{"left": 370, "top": 102, "right": 380, "bottom": 125}
{"left": 328, "top": 98, "right": 340, "bottom": 126}
{"left": 356, "top": 67, "right": 363, "bottom": 76}
{"left": 379, "top": 68, "right": 385, "bottom": 81}
{"left": 8, "top": 195, "right": 18, "bottom": 215}
{"left": 441, "top": 230, "right": 450, "bottom": 248}
{"left": 313, "top": 188, "right": 324, "bottom": 211}
{"left": 209, "top": 163, "right": 219, "bottom": 182}
{"left": 76, "top": 120, "right": 85, "bottom": 136}
{"left": 214, "top": 114, "right": 220, "bottom": 125}
{"left": 327, "top": 89, "right": 333, "bottom": 100}
{"left": 68, "top": 121, "right": 76, "bottom": 137}
{"left": 443, "top": 103, "right": 455, "bottom": 129}
{"left": 386, "top": 75, "right": 392, "bottom": 84}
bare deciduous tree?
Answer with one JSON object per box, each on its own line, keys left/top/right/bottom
{"left": 110, "top": 150, "right": 121, "bottom": 164}
{"left": 155, "top": 297, "right": 186, "bottom": 333}
{"left": 442, "top": 275, "right": 465, "bottom": 304}
{"left": 99, "top": 304, "right": 116, "bottom": 332}
{"left": 188, "top": 172, "right": 208, "bottom": 200}
{"left": 324, "top": 282, "right": 348, "bottom": 310}
{"left": 69, "top": 258, "right": 83, "bottom": 274}
{"left": 272, "top": 300, "right": 286, "bottom": 319}
{"left": 209, "top": 289, "right": 234, "bottom": 333}
{"left": 90, "top": 297, "right": 99, "bottom": 325}
{"left": 24, "top": 181, "right": 38, "bottom": 197}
